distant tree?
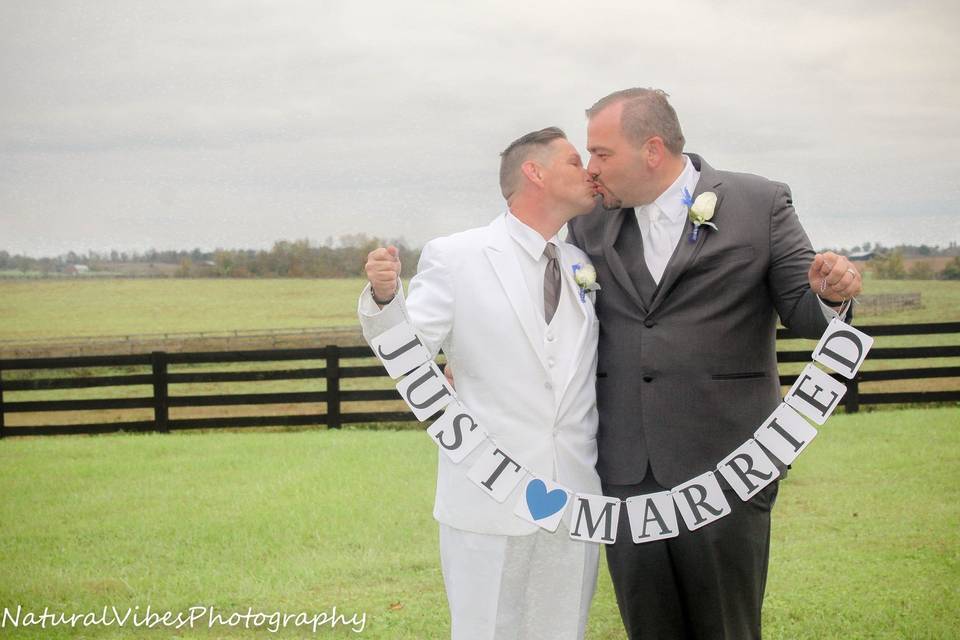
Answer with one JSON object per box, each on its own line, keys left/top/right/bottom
{"left": 872, "top": 250, "right": 906, "bottom": 279}
{"left": 908, "top": 261, "right": 935, "bottom": 280}
{"left": 941, "top": 256, "right": 960, "bottom": 280}
{"left": 213, "top": 249, "right": 233, "bottom": 277}
{"left": 176, "top": 258, "right": 193, "bottom": 277}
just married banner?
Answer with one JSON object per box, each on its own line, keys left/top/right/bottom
{"left": 366, "top": 318, "right": 874, "bottom": 544}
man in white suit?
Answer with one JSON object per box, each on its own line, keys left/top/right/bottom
{"left": 358, "top": 127, "right": 602, "bottom": 639}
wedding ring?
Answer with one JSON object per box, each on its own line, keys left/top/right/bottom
{"left": 846, "top": 267, "right": 858, "bottom": 277}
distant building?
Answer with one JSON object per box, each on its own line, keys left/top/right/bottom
{"left": 848, "top": 251, "right": 875, "bottom": 261}
{"left": 65, "top": 264, "right": 90, "bottom": 275}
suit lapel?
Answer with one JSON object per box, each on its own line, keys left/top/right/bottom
{"left": 648, "top": 154, "right": 725, "bottom": 315}
{"left": 483, "top": 216, "right": 552, "bottom": 374}
{"left": 558, "top": 247, "right": 590, "bottom": 326}
{"left": 556, "top": 245, "right": 592, "bottom": 403}
{"left": 602, "top": 207, "right": 648, "bottom": 315}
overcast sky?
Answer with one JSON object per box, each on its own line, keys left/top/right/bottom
{"left": 2, "top": 0, "right": 958, "bottom": 257}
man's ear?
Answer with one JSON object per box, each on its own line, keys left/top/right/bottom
{"left": 645, "top": 136, "right": 666, "bottom": 169}
{"left": 520, "top": 160, "right": 544, "bottom": 187}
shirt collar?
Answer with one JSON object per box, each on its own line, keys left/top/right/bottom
{"left": 637, "top": 155, "right": 700, "bottom": 223}
{"left": 504, "top": 211, "right": 560, "bottom": 261}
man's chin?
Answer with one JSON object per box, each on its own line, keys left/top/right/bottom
{"left": 600, "top": 194, "right": 622, "bottom": 211}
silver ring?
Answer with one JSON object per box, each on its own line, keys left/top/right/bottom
{"left": 846, "top": 267, "right": 857, "bottom": 277}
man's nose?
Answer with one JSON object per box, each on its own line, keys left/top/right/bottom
{"left": 586, "top": 157, "right": 599, "bottom": 177}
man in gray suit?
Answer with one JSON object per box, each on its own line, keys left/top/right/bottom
{"left": 566, "top": 88, "right": 862, "bottom": 640}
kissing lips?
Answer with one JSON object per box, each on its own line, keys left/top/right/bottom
{"left": 592, "top": 177, "right": 623, "bottom": 211}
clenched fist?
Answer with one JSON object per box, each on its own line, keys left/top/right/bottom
{"left": 808, "top": 251, "right": 862, "bottom": 304}
{"left": 365, "top": 245, "right": 401, "bottom": 303}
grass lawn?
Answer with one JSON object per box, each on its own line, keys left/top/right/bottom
{"left": 0, "top": 278, "right": 377, "bottom": 341}
{"left": 2, "top": 276, "right": 958, "bottom": 342}
{"left": 0, "top": 407, "right": 957, "bottom": 639}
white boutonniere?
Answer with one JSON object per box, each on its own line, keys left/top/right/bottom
{"left": 572, "top": 263, "right": 601, "bottom": 303}
{"left": 682, "top": 187, "right": 718, "bottom": 243}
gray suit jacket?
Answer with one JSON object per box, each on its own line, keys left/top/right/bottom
{"left": 567, "top": 154, "right": 829, "bottom": 487}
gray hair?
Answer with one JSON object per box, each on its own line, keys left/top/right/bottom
{"left": 586, "top": 88, "right": 685, "bottom": 154}
{"left": 498, "top": 126, "right": 567, "bottom": 199}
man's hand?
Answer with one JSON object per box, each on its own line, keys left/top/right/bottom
{"left": 808, "top": 252, "right": 862, "bottom": 304}
{"left": 443, "top": 363, "right": 455, "bottom": 390}
{"left": 365, "top": 245, "right": 401, "bottom": 303}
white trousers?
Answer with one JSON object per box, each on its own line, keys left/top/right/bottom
{"left": 438, "top": 521, "right": 600, "bottom": 640}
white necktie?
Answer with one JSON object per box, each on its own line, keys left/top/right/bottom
{"left": 643, "top": 206, "right": 673, "bottom": 284}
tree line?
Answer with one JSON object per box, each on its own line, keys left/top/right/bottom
{"left": 2, "top": 239, "right": 959, "bottom": 279}
{"left": 869, "top": 250, "right": 960, "bottom": 280}
{"left": 0, "top": 235, "right": 421, "bottom": 279}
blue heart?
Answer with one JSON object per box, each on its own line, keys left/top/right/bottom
{"left": 526, "top": 479, "right": 568, "bottom": 521}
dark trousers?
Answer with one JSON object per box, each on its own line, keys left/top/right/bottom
{"left": 602, "top": 472, "right": 779, "bottom": 640}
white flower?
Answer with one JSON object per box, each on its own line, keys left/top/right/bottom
{"left": 574, "top": 264, "right": 597, "bottom": 288}
{"left": 688, "top": 192, "right": 718, "bottom": 226}
{"left": 572, "top": 263, "right": 600, "bottom": 302}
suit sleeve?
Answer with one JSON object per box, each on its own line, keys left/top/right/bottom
{"left": 766, "top": 183, "right": 831, "bottom": 339}
{"left": 357, "top": 238, "right": 454, "bottom": 358}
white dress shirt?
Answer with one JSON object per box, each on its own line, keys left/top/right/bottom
{"left": 634, "top": 155, "right": 700, "bottom": 283}
{"left": 504, "top": 211, "right": 583, "bottom": 406}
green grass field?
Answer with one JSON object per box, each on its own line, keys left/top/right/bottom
{"left": 0, "top": 408, "right": 957, "bottom": 639}
{"left": 2, "top": 275, "right": 959, "bottom": 341}
{"left": 0, "top": 278, "right": 371, "bottom": 341}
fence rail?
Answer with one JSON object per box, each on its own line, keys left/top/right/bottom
{"left": 1, "top": 322, "right": 958, "bottom": 438}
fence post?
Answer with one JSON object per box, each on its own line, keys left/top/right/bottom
{"left": 326, "top": 345, "right": 341, "bottom": 429}
{"left": 0, "top": 366, "right": 5, "bottom": 439}
{"left": 844, "top": 374, "right": 860, "bottom": 414}
{"left": 151, "top": 351, "right": 169, "bottom": 433}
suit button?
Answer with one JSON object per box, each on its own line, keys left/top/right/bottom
{"left": 547, "top": 358, "right": 555, "bottom": 368}
{"left": 546, "top": 332, "right": 555, "bottom": 342}
{"left": 545, "top": 381, "right": 553, "bottom": 390}
{"left": 644, "top": 319, "right": 656, "bottom": 328}
{"left": 643, "top": 376, "right": 654, "bottom": 383}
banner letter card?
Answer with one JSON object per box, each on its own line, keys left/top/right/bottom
{"left": 514, "top": 476, "right": 572, "bottom": 532}
{"left": 467, "top": 445, "right": 527, "bottom": 502}
{"left": 784, "top": 363, "right": 846, "bottom": 425}
{"left": 569, "top": 493, "right": 621, "bottom": 544}
{"left": 672, "top": 472, "right": 731, "bottom": 532}
{"left": 426, "top": 401, "right": 487, "bottom": 463}
{"left": 812, "top": 318, "right": 874, "bottom": 379}
{"left": 754, "top": 403, "right": 818, "bottom": 466}
{"left": 370, "top": 322, "right": 432, "bottom": 379}
{"left": 396, "top": 361, "right": 456, "bottom": 421}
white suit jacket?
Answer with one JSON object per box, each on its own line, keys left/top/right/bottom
{"left": 358, "top": 214, "right": 602, "bottom": 535}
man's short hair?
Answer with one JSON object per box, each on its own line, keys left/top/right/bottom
{"left": 586, "top": 88, "right": 685, "bottom": 154}
{"left": 498, "top": 126, "right": 567, "bottom": 199}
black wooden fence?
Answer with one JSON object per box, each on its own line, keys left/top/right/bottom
{"left": 1, "top": 322, "right": 958, "bottom": 438}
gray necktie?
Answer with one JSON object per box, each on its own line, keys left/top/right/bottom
{"left": 543, "top": 242, "right": 561, "bottom": 324}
